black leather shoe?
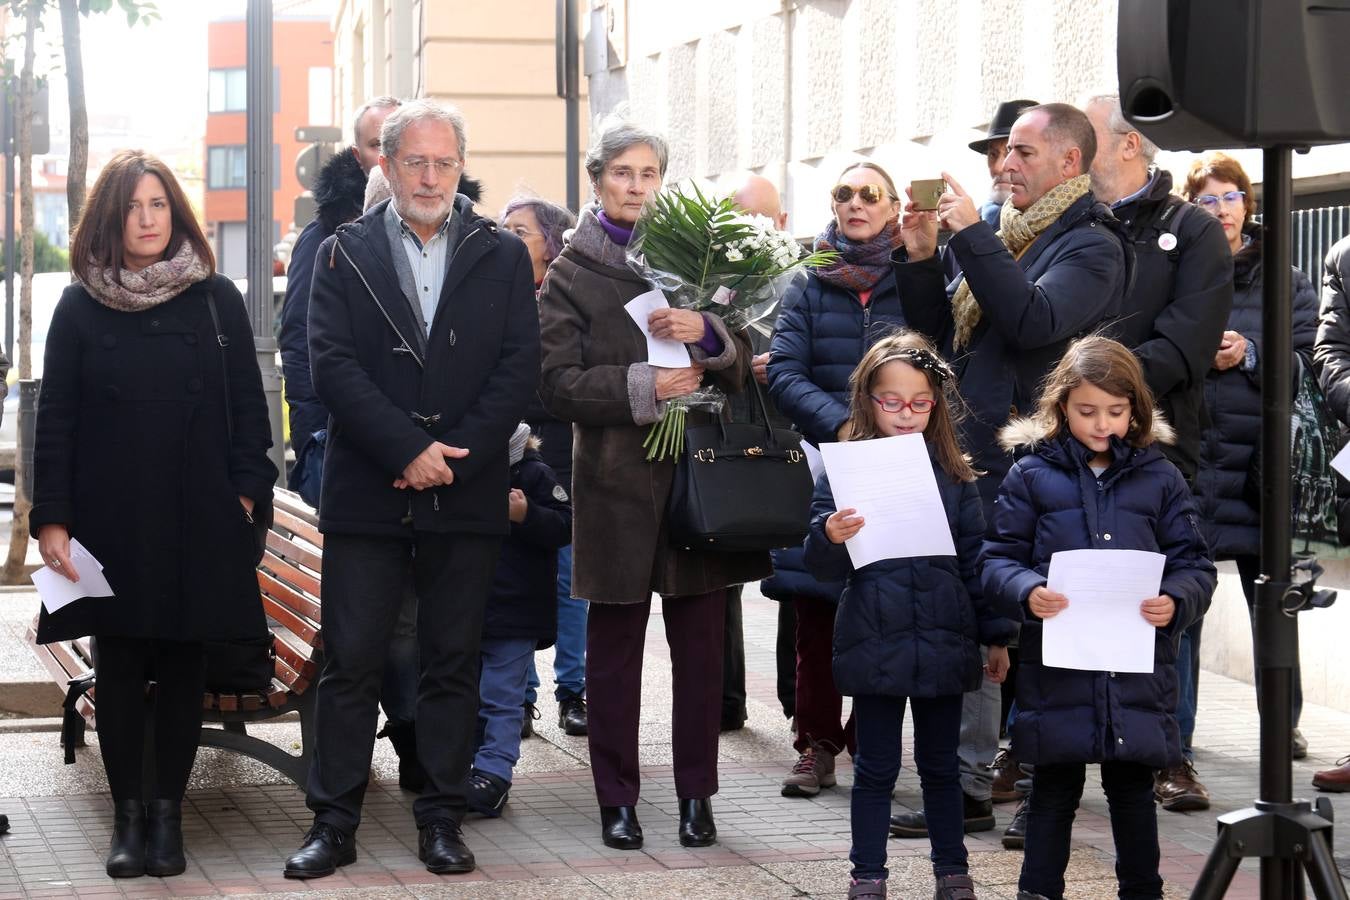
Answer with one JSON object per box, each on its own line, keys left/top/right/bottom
{"left": 1002, "top": 798, "right": 1029, "bottom": 850}
{"left": 889, "top": 793, "right": 995, "bottom": 838}
{"left": 283, "top": 822, "right": 356, "bottom": 879}
{"left": 144, "top": 799, "right": 185, "bottom": 877}
{"left": 418, "top": 818, "right": 475, "bottom": 874}
{"left": 558, "top": 696, "right": 588, "bottom": 736}
{"left": 678, "top": 797, "right": 716, "bottom": 847}
{"left": 107, "top": 799, "right": 146, "bottom": 878}
{"left": 0, "top": 813, "right": 9, "bottom": 835}
{"left": 599, "top": 805, "right": 643, "bottom": 849}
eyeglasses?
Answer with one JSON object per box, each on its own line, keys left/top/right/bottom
{"left": 869, "top": 395, "right": 935, "bottom": 414}
{"left": 1193, "top": 190, "right": 1246, "bottom": 211}
{"left": 506, "top": 225, "right": 540, "bottom": 239}
{"left": 831, "top": 183, "right": 893, "bottom": 205}
{"left": 397, "top": 157, "right": 464, "bottom": 177}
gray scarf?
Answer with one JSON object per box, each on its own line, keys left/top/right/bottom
{"left": 564, "top": 205, "right": 634, "bottom": 271}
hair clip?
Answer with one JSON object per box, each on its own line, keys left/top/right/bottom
{"left": 889, "top": 347, "right": 953, "bottom": 384}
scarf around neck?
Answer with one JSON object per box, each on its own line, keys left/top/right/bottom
{"left": 812, "top": 220, "right": 903, "bottom": 293}
{"left": 596, "top": 208, "right": 635, "bottom": 245}
{"left": 949, "top": 173, "right": 1091, "bottom": 351}
{"left": 81, "top": 241, "right": 211, "bottom": 312}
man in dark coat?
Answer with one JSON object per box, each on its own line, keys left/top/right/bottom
{"left": 1083, "top": 94, "right": 1233, "bottom": 813}
{"left": 284, "top": 98, "right": 539, "bottom": 880}
{"left": 889, "top": 102, "right": 1129, "bottom": 842}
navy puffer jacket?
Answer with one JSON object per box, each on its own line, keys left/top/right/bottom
{"left": 803, "top": 449, "right": 1020, "bottom": 699}
{"left": 1193, "top": 229, "right": 1318, "bottom": 558}
{"left": 764, "top": 270, "right": 905, "bottom": 601}
{"left": 980, "top": 418, "right": 1216, "bottom": 769}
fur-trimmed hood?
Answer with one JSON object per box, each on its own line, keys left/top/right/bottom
{"left": 997, "top": 409, "right": 1176, "bottom": 453}
{"left": 314, "top": 151, "right": 368, "bottom": 234}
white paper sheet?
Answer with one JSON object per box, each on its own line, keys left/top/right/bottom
{"left": 1042, "top": 548, "right": 1166, "bottom": 673}
{"left": 623, "top": 289, "right": 692, "bottom": 368}
{"left": 819, "top": 433, "right": 957, "bottom": 568}
{"left": 1332, "top": 441, "right": 1350, "bottom": 481}
{"left": 31, "top": 539, "right": 115, "bottom": 614}
{"left": 801, "top": 440, "right": 825, "bottom": 484}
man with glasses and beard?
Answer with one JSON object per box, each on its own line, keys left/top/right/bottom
{"left": 284, "top": 98, "right": 539, "bottom": 880}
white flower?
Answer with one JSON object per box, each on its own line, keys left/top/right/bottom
{"left": 724, "top": 247, "right": 744, "bottom": 262}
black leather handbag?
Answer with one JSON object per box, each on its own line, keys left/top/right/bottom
{"left": 667, "top": 376, "right": 814, "bottom": 552}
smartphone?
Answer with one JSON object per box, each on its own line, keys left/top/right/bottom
{"left": 911, "top": 178, "right": 946, "bottom": 211}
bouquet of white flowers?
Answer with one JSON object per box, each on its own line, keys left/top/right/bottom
{"left": 626, "top": 182, "right": 837, "bottom": 461}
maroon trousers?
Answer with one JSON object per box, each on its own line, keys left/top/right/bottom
{"left": 793, "top": 595, "right": 856, "bottom": 755}
{"left": 586, "top": 589, "right": 726, "bottom": 807}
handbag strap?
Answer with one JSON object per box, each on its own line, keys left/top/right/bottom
{"left": 740, "top": 367, "right": 782, "bottom": 447}
{"left": 204, "top": 289, "right": 232, "bottom": 441}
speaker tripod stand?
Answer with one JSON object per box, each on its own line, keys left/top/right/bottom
{"left": 1189, "top": 146, "right": 1347, "bottom": 900}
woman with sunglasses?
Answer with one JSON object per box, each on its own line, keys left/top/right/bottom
{"left": 1183, "top": 151, "right": 1318, "bottom": 756}
{"left": 766, "top": 161, "right": 907, "bottom": 798}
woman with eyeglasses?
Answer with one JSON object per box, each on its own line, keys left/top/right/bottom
{"left": 765, "top": 161, "right": 907, "bottom": 799}
{"left": 538, "top": 115, "right": 764, "bottom": 851}
{"left": 1183, "top": 151, "right": 1318, "bottom": 756}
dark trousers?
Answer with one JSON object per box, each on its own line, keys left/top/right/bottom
{"left": 306, "top": 531, "right": 500, "bottom": 831}
{"left": 794, "top": 595, "right": 855, "bottom": 755}
{"left": 1020, "top": 761, "right": 1162, "bottom": 900}
{"left": 776, "top": 598, "right": 797, "bottom": 719}
{"left": 721, "top": 585, "right": 746, "bottom": 725}
{"left": 851, "top": 693, "right": 966, "bottom": 881}
{"left": 586, "top": 590, "right": 725, "bottom": 806}
{"left": 1235, "top": 554, "right": 1303, "bottom": 727}
{"left": 93, "top": 636, "right": 204, "bottom": 802}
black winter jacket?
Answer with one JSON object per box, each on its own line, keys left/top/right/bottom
{"left": 893, "top": 192, "right": 1129, "bottom": 522}
{"left": 308, "top": 196, "right": 540, "bottom": 536}
{"left": 981, "top": 421, "right": 1215, "bottom": 769}
{"left": 1110, "top": 169, "right": 1234, "bottom": 482}
{"left": 803, "top": 450, "right": 1019, "bottom": 699}
{"left": 1314, "top": 234, "right": 1350, "bottom": 424}
{"left": 1193, "top": 229, "right": 1318, "bottom": 558}
{"left": 484, "top": 444, "right": 572, "bottom": 646}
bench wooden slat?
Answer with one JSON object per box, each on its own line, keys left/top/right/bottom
{"left": 259, "top": 549, "right": 322, "bottom": 607}
{"left": 263, "top": 530, "right": 323, "bottom": 575}
{"left": 260, "top": 587, "right": 321, "bottom": 648}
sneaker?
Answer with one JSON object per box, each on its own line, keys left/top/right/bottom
{"left": 1293, "top": 728, "right": 1309, "bottom": 760}
{"left": 848, "top": 878, "right": 887, "bottom": 898}
{"left": 782, "top": 745, "right": 837, "bottom": 797}
{"left": 1002, "top": 798, "right": 1028, "bottom": 850}
{"left": 465, "top": 769, "right": 510, "bottom": 817}
{"left": 888, "top": 793, "right": 995, "bottom": 838}
{"left": 1154, "top": 759, "right": 1211, "bottom": 811}
{"left": 989, "top": 748, "right": 1025, "bottom": 803}
{"left": 558, "top": 696, "right": 588, "bottom": 736}
{"left": 934, "top": 873, "right": 978, "bottom": 900}
{"left": 521, "top": 702, "right": 540, "bottom": 739}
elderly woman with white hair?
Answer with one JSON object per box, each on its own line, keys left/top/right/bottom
{"left": 538, "top": 117, "right": 767, "bottom": 850}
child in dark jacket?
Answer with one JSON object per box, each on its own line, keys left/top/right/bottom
{"left": 803, "top": 331, "right": 1020, "bottom": 900}
{"left": 980, "top": 337, "right": 1216, "bottom": 900}
{"left": 465, "top": 423, "right": 573, "bottom": 817}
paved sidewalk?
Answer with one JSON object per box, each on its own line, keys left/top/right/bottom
{"left": 0, "top": 586, "right": 1348, "bottom": 898}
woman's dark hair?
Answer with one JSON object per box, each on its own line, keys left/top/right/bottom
{"left": 70, "top": 150, "right": 214, "bottom": 285}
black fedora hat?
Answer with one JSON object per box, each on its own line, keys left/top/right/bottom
{"left": 969, "top": 99, "right": 1039, "bottom": 154}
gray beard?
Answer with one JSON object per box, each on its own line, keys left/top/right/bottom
{"left": 393, "top": 192, "right": 453, "bottom": 229}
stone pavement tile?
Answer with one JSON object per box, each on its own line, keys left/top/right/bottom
{"left": 585, "top": 864, "right": 801, "bottom": 898}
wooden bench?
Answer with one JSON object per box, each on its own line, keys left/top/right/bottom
{"left": 25, "top": 489, "right": 325, "bottom": 786}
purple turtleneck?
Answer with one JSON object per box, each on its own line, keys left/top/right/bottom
{"left": 596, "top": 208, "right": 635, "bottom": 245}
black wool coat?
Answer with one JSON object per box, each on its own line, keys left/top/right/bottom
{"left": 308, "top": 197, "right": 541, "bottom": 536}
{"left": 32, "top": 275, "right": 277, "bottom": 643}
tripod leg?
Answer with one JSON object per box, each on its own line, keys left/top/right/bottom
{"left": 1191, "top": 842, "right": 1243, "bottom": 900}
{"left": 1302, "top": 832, "right": 1349, "bottom": 900}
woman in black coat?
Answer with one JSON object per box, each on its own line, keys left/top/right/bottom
{"left": 32, "top": 151, "right": 275, "bottom": 879}
{"left": 1183, "top": 152, "right": 1318, "bottom": 752}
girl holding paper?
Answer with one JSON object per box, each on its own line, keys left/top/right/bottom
{"left": 980, "top": 336, "right": 1216, "bottom": 900}
{"left": 802, "top": 331, "right": 1019, "bottom": 900}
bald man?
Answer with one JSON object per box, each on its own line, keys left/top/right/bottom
{"left": 721, "top": 175, "right": 798, "bottom": 731}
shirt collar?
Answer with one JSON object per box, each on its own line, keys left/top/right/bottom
{"left": 1111, "top": 167, "right": 1160, "bottom": 210}
{"left": 391, "top": 203, "right": 453, "bottom": 250}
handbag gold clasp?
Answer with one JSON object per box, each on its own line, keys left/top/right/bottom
{"left": 787, "top": 449, "right": 802, "bottom": 463}
{"left": 695, "top": 448, "right": 716, "bottom": 463}
{"left": 745, "top": 446, "right": 764, "bottom": 457}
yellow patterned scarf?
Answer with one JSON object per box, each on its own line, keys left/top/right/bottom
{"left": 950, "top": 173, "right": 1092, "bottom": 351}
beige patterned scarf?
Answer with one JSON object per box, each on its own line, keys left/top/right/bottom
{"left": 950, "top": 173, "right": 1092, "bottom": 351}
{"left": 81, "top": 241, "right": 211, "bottom": 312}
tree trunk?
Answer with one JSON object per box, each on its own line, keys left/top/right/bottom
{"left": 3, "top": 0, "right": 40, "bottom": 584}
{"left": 58, "top": 0, "right": 87, "bottom": 229}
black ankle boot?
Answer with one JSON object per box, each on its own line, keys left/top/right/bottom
{"left": 378, "top": 721, "right": 428, "bottom": 793}
{"left": 599, "top": 805, "right": 643, "bottom": 849}
{"left": 106, "top": 799, "right": 146, "bottom": 878}
{"left": 678, "top": 797, "right": 716, "bottom": 847}
{"left": 144, "top": 799, "right": 185, "bottom": 877}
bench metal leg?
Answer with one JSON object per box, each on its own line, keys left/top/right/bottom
{"left": 198, "top": 725, "right": 309, "bottom": 786}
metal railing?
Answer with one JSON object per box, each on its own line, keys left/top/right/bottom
{"left": 1257, "top": 205, "right": 1350, "bottom": 281}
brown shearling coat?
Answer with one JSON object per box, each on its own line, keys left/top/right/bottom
{"left": 538, "top": 219, "right": 770, "bottom": 604}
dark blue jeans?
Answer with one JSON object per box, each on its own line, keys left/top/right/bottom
{"left": 1020, "top": 761, "right": 1162, "bottom": 900}
{"left": 850, "top": 693, "right": 965, "bottom": 881}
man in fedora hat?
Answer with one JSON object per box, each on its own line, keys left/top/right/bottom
{"left": 970, "top": 99, "right": 1039, "bottom": 227}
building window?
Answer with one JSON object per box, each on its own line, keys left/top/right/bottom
{"left": 208, "top": 67, "right": 281, "bottom": 113}
{"left": 208, "top": 145, "right": 282, "bottom": 190}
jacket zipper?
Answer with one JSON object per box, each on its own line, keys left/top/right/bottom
{"left": 334, "top": 238, "right": 425, "bottom": 369}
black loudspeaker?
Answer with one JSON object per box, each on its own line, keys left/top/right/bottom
{"left": 1117, "top": 0, "right": 1350, "bottom": 150}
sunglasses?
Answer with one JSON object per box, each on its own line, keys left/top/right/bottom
{"left": 831, "top": 183, "right": 894, "bottom": 205}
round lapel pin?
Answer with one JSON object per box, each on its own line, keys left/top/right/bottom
{"left": 1157, "top": 232, "right": 1178, "bottom": 251}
